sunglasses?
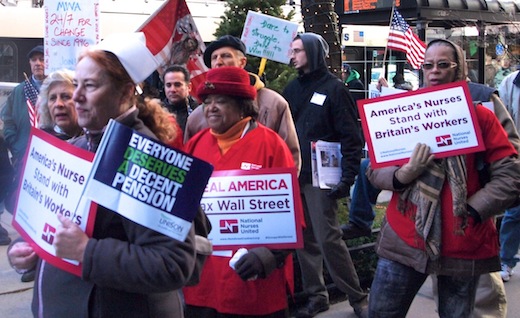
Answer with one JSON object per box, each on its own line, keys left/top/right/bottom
{"left": 421, "top": 61, "right": 458, "bottom": 70}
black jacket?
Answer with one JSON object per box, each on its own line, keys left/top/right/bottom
{"left": 32, "top": 108, "right": 196, "bottom": 318}
{"left": 282, "top": 34, "right": 362, "bottom": 186}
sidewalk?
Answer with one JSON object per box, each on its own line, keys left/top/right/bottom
{"left": 0, "top": 211, "right": 32, "bottom": 318}
{"left": 2, "top": 206, "right": 520, "bottom": 317}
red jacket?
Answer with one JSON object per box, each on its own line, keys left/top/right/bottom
{"left": 386, "top": 106, "right": 517, "bottom": 261}
{"left": 183, "top": 124, "right": 298, "bottom": 315}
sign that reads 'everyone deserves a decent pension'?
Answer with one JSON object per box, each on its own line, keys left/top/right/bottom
{"left": 358, "top": 81, "right": 485, "bottom": 168}
{"left": 241, "top": 11, "right": 299, "bottom": 64}
{"left": 12, "top": 128, "right": 96, "bottom": 277}
{"left": 201, "top": 168, "right": 303, "bottom": 251}
{"left": 83, "top": 120, "right": 213, "bottom": 242}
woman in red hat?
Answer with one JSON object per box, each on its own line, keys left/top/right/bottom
{"left": 183, "top": 66, "right": 302, "bottom": 317}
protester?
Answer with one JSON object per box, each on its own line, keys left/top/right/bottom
{"left": 182, "top": 66, "right": 300, "bottom": 317}
{"left": 495, "top": 56, "right": 512, "bottom": 88}
{"left": 498, "top": 70, "right": 520, "bottom": 282}
{"left": 345, "top": 77, "right": 516, "bottom": 316}
{"left": 342, "top": 63, "right": 365, "bottom": 102}
{"left": 282, "top": 33, "right": 368, "bottom": 318}
{"left": 1, "top": 44, "right": 46, "bottom": 213}
{"left": 367, "top": 38, "right": 520, "bottom": 317}
{"left": 1, "top": 44, "right": 45, "bottom": 168}
{"left": 184, "top": 35, "right": 301, "bottom": 173}
{"left": 341, "top": 74, "right": 413, "bottom": 240}
{"left": 392, "top": 73, "right": 414, "bottom": 91}
{"left": 0, "top": 135, "right": 13, "bottom": 245}
{"left": 7, "top": 33, "right": 197, "bottom": 317}
{"left": 8, "top": 69, "right": 84, "bottom": 283}
{"left": 162, "top": 64, "right": 198, "bottom": 134}
{"left": 37, "top": 69, "right": 82, "bottom": 140}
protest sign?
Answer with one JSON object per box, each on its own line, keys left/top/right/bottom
{"left": 201, "top": 168, "right": 303, "bottom": 250}
{"left": 45, "top": 0, "right": 100, "bottom": 73}
{"left": 311, "top": 141, "right": 342, "bottom": 189}
{"left": 12, "top": 128, "right": 96, "bottom": 277}
{"left": 358, "top": 81, "right": 485, "bottom": 168}
{"left": 241, "top": 11, "right": 299, "bottom": 64}
{"left": 83, "top": 120, "right": 213, "bottom": 242}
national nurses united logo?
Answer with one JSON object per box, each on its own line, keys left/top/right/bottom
{"left": 220, "top": 219, "right": 238, "bottom": 234}
{"left": 41, "top": 223, "right": 56, "bottom": 245}
{"left": 436, "top": 134, "right": 453, "bottom": 147}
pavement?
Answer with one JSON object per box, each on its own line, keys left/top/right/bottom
{"left": 2, "top": 192, "right": 520, "bottom": 317}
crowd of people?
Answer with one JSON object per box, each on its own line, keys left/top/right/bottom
{"left": 1, "top": 29, "right": 520, "bottom": 318}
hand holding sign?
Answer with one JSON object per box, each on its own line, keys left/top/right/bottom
{"left": 395, "top": 143, "right": 435, "bottom": 184}
{"left": 54, "top": 214, "right": 89, "bottom": 263}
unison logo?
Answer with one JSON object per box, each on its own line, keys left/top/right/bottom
{"left": 158, "top": 213, "right": 185, "bottom": 233}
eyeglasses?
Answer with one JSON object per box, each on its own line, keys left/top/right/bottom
{"left": 289, "top": 48, "right": 304, "bottom": 55}
{"left": 421, "top": 61, "right": 458, "bottom": 70}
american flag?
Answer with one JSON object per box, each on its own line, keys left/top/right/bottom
{"left": 23, "top": 78, "right": 39, "bottom": 128}
{"left": 387, "top": 9, "right": 426, "bottom": 70}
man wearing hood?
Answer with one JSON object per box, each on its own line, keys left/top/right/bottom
{"left": 184, "top": 35, "right": 301, "bottom": 173}
{"left": 342, "top": 64, "right": 365, "bottom": 102}
{"left": 282, "top": 33, "right": 368, "bottom": 318}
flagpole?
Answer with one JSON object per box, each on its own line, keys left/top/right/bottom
{"left": 258, "top": 58, "right": 267, "bottom": 78}
{"left": 382, "top": 3, "right": 397, "bottom": 79}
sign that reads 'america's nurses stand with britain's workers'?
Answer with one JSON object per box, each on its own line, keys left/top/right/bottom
{"left": 12, "top": 128, "right": 97, "bottom": 277}
{"left": 83, "top": 120, "right": 214, "bottom": 242}
{"left": 357, "top": 81, "right": 485, "bottom": 168}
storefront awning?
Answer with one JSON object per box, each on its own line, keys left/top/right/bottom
{"left": 337, "top": 0, "right": 520, "bottom": 28}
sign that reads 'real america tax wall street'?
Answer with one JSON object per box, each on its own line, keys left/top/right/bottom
{"left": 201, "top": 168, "right": 303, "bottom": 251}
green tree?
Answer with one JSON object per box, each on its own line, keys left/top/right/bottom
{"left": 214, "top": 0, "right": 298, "bottom": 93}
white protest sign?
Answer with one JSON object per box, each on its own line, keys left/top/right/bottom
{"left": 201, "top": 168, "right": 303, "bottom": 250}
{"left": 358, "top": 81, "right": 485, "bottom": 168}
{"left": 241, "top": 11, "right": 299, "bottom": 64}
{"left": 45, "top": 0, "right": 100, "bottom": 73}
{"left": 12, "top": 128, "right": 96, "bottom": 277}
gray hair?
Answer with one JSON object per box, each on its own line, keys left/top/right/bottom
{"left": 37, "top": 69, "right": 75, "bottom": 129}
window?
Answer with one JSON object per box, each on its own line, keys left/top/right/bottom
{"left": 0, "top": 41, "right": 18, "bottom": 82}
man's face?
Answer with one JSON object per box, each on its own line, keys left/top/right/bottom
{"left": 164, "top": 71, "right": 191, "bottom": 105}
{"left": 30, "top": 53, "right": 45, "bottom": 80}
{"left": 290, "top": 39, "right": 309, "bottom": 73}
{"left": 210, "top": 47, "right": 247, "bottom": 69}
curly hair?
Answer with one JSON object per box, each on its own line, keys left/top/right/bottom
{"left": 78, "top": 49, "right": 177, "bottom": 144}
{"left": 37, "top": 69, "right": 75, "bottom": 129}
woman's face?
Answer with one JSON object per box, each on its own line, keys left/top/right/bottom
{"left": 73, "top": 57, "right": 126, "bottom": 131}
{"left": 422, "top": 44, "right": 458, "bottom": 87}
{"left": 47, "top": 82, "right": 78, "bottom": 134}
{"left": 203, "top": 94, "right": 243, "bottom": 134}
